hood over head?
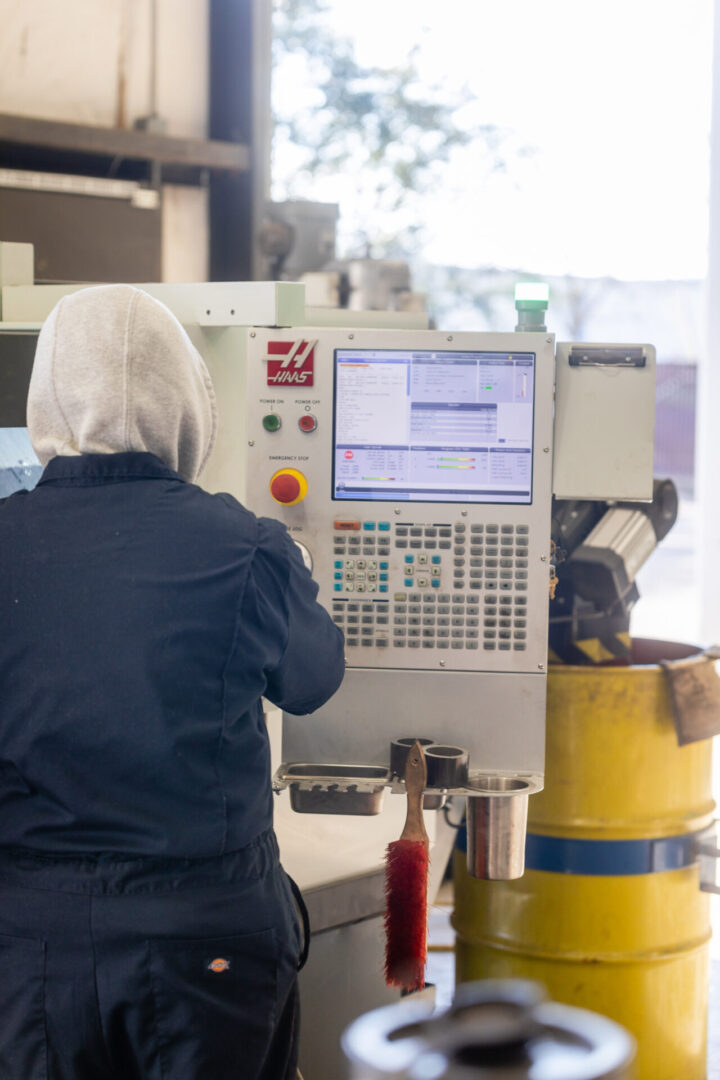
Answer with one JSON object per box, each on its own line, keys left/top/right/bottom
{"left": 27, "top": 284, "right": 218, "bottom": 482}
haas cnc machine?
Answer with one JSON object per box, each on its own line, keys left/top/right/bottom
{"left": 0, "top": 265, "right": 656, "bottom": 884}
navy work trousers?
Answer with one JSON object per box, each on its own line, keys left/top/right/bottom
{"left": 0, "top": 830, "right": 302, "bottom": 1079}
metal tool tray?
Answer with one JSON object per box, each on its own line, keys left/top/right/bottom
{"left": 277, "top": 763, "right": 391, "bottom": 815}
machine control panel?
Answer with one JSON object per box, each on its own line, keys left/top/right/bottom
{"left": 244, "top": 326, "right": 555, "bottom": 676}
{"left": 0, "top": 280, "right": 651, "bottom": 784}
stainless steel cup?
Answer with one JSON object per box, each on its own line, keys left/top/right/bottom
{"left": 465, "top": 777, "right": 530, "bottom": 880}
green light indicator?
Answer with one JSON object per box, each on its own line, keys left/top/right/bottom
{"left": 262, "top": 413, "right": 281, "bottom": 432}
{"left": 515, "top": 282, "right": 549, "bottom": 305}
{"left": 514, "top": 281, "right": 550, "bottom": 331}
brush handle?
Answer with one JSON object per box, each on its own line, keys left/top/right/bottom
{"left": 401, "top": 741, "right": 429, "bottom": 847}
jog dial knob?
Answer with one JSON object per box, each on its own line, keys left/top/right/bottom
{"left": 269, "top": 468, "right": 308, "bottom": 506}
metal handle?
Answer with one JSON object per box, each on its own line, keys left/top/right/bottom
{"left": 568, "top": 346, "right": 646, "bottom": 368}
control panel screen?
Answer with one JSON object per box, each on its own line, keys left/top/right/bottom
{"left": 333, "top": 348, "right": 536, "bottom": 504}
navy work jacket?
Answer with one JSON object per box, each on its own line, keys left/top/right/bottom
{"left": 0, "top": 452, "right": 345, "bottom": 858}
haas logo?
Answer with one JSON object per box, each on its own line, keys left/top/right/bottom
{"left": 265, "top": 339, "right": 317, "bottom": 386}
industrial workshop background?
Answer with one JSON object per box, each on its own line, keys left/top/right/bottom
{"left": 0, "top": 0, "right": 711, "bottom": 643}
{"left": 1, "top": 2, "right": 720, "bottom": 1079}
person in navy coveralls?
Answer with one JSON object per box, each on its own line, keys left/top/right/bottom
{"left": 0, "top": 284, "right": 345, "bottom": 1079}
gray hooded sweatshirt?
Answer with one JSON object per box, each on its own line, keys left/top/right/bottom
{"left": 26, "top": 283, "right": 217, "bottom": 481}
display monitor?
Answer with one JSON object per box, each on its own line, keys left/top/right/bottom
{"left": 332, "top": 347, "right": 535, "bottom": 504}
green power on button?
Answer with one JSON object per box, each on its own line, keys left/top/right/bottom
{"left": 262, "top": 413, "right": 281, "bottom": 432}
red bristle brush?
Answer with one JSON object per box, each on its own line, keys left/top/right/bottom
{"left": 384, "top": 739, "right": 430, "bottom": 991}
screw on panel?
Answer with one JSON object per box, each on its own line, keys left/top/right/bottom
{"left": 348, "top": 333, "right": 355, "bottom": 340}
{"left": 230, "top": 309, "right": 235, "bottom": 316}
{"left": 547, "top": 336, "right": 553, "bottom": 344}
{"left": 538, "top": 663, "right": 545, "bottom": 671}
{"left": 439, "top": 660, "right": 446, "bottom": 668}
{"left": 206, "top": 309, "right": 211, "bottom": 315}
{"left": 543, "top": 447, "right": 550, "bottom": 453}
{"left": 540, "top": 555, "right": 547, "bottom": 562}
{"left": 394, "top": 508, "right": 401, "bottom": 515}
{"left": 447, "top": 334, "right": 454, "bottom": 342}
{"left": 461, "top": 509, "right": 468, "bottom": 516}
{"left": 250, "top": 331, "right": 256, "bottom": 338}
{"left": 248, "top": 440, "right": 255, "bottom": 446}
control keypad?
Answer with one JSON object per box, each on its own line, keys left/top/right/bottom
{"left": 333, "top": 520, "right": 531, "bottom": 652}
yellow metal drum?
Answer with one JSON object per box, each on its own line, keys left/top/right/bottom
{"left": 453, "top": 640, "right": 714, "bottom": 1080}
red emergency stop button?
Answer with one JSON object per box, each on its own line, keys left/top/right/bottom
{"left": 271, "top": 473, "right": 300, "bottom": 503}
{"left": 269, "top": 468, "right": 308, "bottom": 506}
{"left": 298, "top": 413, "right": 317, "bottom": 433}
